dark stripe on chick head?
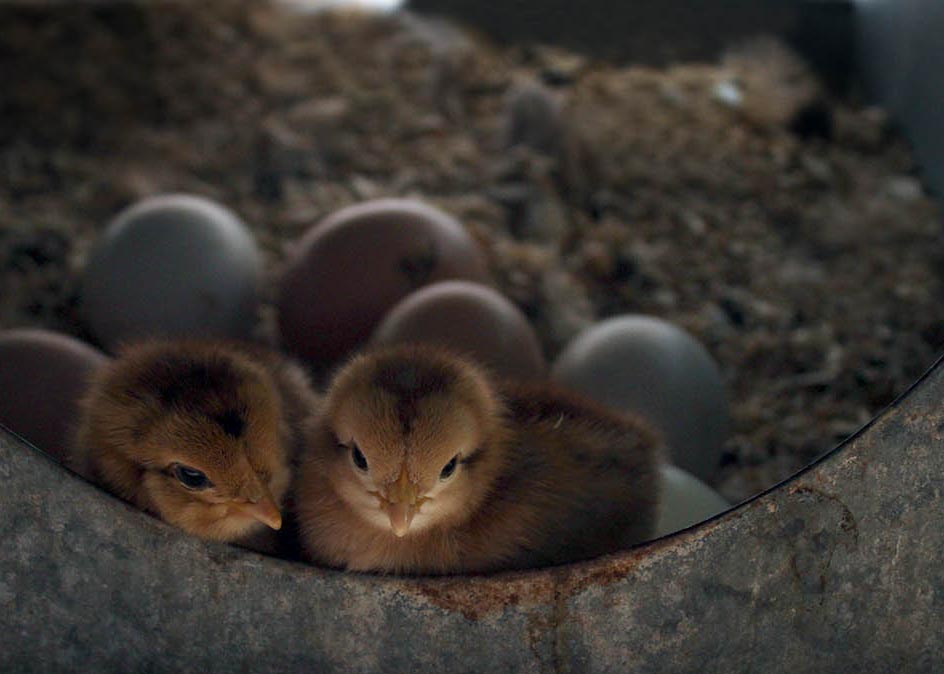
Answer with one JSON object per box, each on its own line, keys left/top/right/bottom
{"left": 151, "top": 356, "right": 243, "bottom": 408}
{"left": 372, "top": 354, "right": 453, "bottom": 435}
{"left": 459, "top": 447, "right": 485, "bottom": 468}
{"left": 212, "top": 408, "right": 246, "bottom": 438}
{"left": 141, "top": 355, "right": 254, "bottom": 443}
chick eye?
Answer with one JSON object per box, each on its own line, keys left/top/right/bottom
{"left": 350, "top": 444, "right": 369, "bottom": 472}
{"left": 173, "top": 464, "right": 212, "bottom": 490}
{"left": 440, "top": 455, "right": 459, "bottom": 481}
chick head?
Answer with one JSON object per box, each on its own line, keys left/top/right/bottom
{"left": 90, "top": 343, "right": 291, "bottom": 541}
{"left": 323, "top": 345, "right": 501, "bottom": 538}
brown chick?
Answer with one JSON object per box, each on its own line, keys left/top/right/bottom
{"left": 295, "top": 345, "right": 661, "bottom": 574}
{"left": 71, "top": 339, "right": 319, "bottom": 554}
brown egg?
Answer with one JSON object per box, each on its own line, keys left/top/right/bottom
{"left": 371, "top": 280, "right": 545, "bottom": 380}
{"left": 0, "top": 329, "right": 109, "bottom": 461}
{"left": 276, "top": 199, "right": 490, "bottom": 369}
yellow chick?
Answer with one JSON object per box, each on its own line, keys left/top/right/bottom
{"left": 295, "top": 345, "right": 661, "bottom": 574}
{"left": 71, "top": 339, "right": 319, "bottom": 554}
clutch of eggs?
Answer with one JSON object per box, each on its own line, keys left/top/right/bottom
{"left": 81, "top": 194, "right": 263, "bottom": 350}
{"left": 552, "top": 314, "right": 729, "bottom": 481}
{"left": 0, "top": 329, "right": 109, "bottom": 462}
{"left": 276, "top": 199, "right": 491, "bottom": 371}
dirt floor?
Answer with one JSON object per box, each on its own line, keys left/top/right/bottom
{"left": 1, "top": 1, "right": 942, "bottom": 502}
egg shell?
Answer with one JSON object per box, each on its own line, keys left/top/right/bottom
{"left": 371, "top": 280, "right": 545, "bottom": 380}
{"left": 0, "top": 329, "right": 109, "bottom": 461}
{"left": 652, "top": 464, "right": 730, "bottom": 538}
{"left": 277, "top": 199, "right": 491, "bottom": 368}
{"left": 551, "top": 314, "right": 729, "bottom": 480}
{"left": 82, "top": 194, "right": 263, "bottom": 350}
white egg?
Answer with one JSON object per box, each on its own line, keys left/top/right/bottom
{"left": 552, "top": 314, "right": 728, "bottom": 481}
{"left": 653, "top": 464, "right": 730, "bottom": 538}
{"left": 82, "top": 194, "right": 263, "bottom": 350}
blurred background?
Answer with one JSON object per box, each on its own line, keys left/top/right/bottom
{"left": 0, "top": 0, "right": 941, "bottom": 506}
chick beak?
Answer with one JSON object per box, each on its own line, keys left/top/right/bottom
{"left": 231, "top": 495, "right": 282, "bottom": 531}
{"left": 385, "top": 502, "right": 416, "bottom": 538}
{"left": 384, "top": 466, "right": 420, "bottom": 538}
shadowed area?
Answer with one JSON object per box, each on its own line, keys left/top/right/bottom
{"left": 1, "top": 353, "right": 942, "bottom": 671}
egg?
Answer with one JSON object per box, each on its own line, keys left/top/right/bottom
{"left": 81, "top": 194, "right": 263, "bottom": 350}
{"left": 0, "top": 329, "right": 109, "bottom": 461}
{"left": 652, "top": 464, "right": 730, "bottom": 538}
{"left": 371, "top": 280, "right": 545, "bottom": 380}
{"left": 551, "top": 315, "right": 728, "bottom": 481}
{"left": 276, "top": 199, "right": 490, "bottom": 369}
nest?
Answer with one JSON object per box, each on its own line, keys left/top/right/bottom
{"left": 1, "top": 1, "right": 941, "bottom": 501}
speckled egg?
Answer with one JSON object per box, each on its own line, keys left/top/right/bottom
{"left": 0, "top": 329, "right": 109, "bottom": 461}
{"left": 551, "top": 315, "right": 729, "bottom": 480}
{"left": 277, "top": 199, "right": 491, "bottom": 369}
{"left": 652, "top": 464, "right": 730, "bottom": 538}
{"left": 371, "top": 280, "right": 545, "bottom": 380}
{"left": 82, "top": 194, "right": 263, "bottom": 350}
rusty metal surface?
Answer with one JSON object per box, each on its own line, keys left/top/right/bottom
{"left": 1, "top": 352, "right": 942, "bottom": 672}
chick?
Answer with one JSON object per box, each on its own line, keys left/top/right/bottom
{"left": 295, "top": 345, "right": 661, "bottom": 574}
{"left": 71, "top": 339, "right": 319, "bottom": 554}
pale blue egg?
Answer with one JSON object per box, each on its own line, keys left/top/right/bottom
{"left": 82, "top": 194, "right": 262, "bottom": 350}
{"left": 552, "top": 315, "right": 728, "bottom": 480}
{"left": 653, "top": 464, "right": 730, "bottom": 538}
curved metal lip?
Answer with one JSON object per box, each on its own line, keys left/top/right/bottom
{"left": 7, "top": 349, "right": 940, "bottom": 589}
